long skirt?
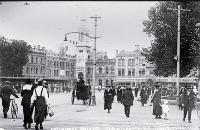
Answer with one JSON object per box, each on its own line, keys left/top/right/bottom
{"left": 104, "top": 101, "right": 112, "bottom": 110}
{"left": 153, "top": 104, "right": 162, "bottom": 115}
{"left": 23, "top": 105, "right": 33, "bottom": 124}
{"left": 34, "top": 97, "right": 46, "bottom": 123}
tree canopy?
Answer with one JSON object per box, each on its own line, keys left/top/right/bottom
{"left": 143, "top": 1, "right": 200, "bottom": 77}
{"left": 0, "top": 36, "right": 32, "bottom": 77}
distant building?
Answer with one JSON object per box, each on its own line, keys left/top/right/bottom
{"left": 115, "top": 49, "right": 155, "bottom": 89}
{"left": 86, "top": 51, "right": 116, "bottom": 89}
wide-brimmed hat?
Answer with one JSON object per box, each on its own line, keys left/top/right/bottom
{"left": 5, "top": 81, "right": 10, "bottom": 84}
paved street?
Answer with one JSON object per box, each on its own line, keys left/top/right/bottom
{"left": 0, "top": 91, "right": 199, "bottom": 130}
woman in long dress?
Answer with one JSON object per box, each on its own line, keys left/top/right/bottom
{"left": 151, "top": 85, "right": 162, "bottom": 119}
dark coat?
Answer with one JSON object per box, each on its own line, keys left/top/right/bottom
{"left": 122, "top": 89, "right": 134, "bottom": 106}
{"left": 140, "top": 88, "right": 148, "bottom": 104}
{"left": 183, "top": 90, "right": 195, "bottom": 109}
{"left": 151, "top": 90, "right": 162, "bottom": 115}
{"left": 0, "top": 85, "right": 19, "bottom": 101}
{"left": 117, "top": 89, "right": 122, "bottom": 102}
{"left": 104, "top": 89, "right": 114, "bottom": 110}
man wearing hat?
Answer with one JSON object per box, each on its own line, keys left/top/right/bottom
{"left": 0, "top": 81, "right": 19, "bottom": 118}
{"left": 121, "top": 86, "right": 134, "bottom": 117}
{"left": 104, "top": 85, "right": 114, "bottom": 113}
{"left": 182, "top": 85, "right": 196, "bottom": 123}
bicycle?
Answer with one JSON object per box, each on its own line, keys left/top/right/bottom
{"left": 10, "top": 98, "right": 18, "bottom": 119}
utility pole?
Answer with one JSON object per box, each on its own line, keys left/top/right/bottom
{"left": 168, "top": 5, "right": 190, "bottom": 96}
{"left": 90, "top": 15, "right": 101, "bottom": 106}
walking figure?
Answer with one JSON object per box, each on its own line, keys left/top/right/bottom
{"left": 121, "top": 87, "right": 134, "bottom": 117}
{"left": 161, "top": 100, "right": 169, "bottom": 120}
{"left": 21, "top": 78, "right": 34, "bottom": 129}
{"left": 140, "top": 86, "right": 148, "bottom": 106}
{"left": 117, "top": 86, "right": 122, "bottom": 103}
{"left": 0, "top": 81, "right": 19, "bottom": 118}
{"left": 182, "top": 85, "right": 196, "bottom": 123}
{"left": 151, "top": 85, "right": 162, "bottom": 119}
{"left": 104, "top": 86, "right": 114, "bottom": 113}
{"left": 31, "top": 79, "right": 50, "bottom": 130}
{"left": 134, "top": 86, "right": 139, "bottom": 98}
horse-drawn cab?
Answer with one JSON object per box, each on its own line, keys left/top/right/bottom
{"left": 71, "top": 79, "right": 92, "bottom": 105}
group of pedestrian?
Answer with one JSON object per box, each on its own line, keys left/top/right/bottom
{"left": 104, "top": 85, "right": 134, "bottom": 117}
{"left": 0, "top": 78, "right": 51, "bottom": 130}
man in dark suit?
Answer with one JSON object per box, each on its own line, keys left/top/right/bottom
{"left": 121, "top": 86, "right": 134, "bottom": 117}
{"left": 182, "top": 85, "right": 196, "bottom": 123}
{"left": 0, "top": 81, "right": 19, "bottom": 118}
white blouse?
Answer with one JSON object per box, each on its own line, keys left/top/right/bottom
{"left": 31, "top": 85, "right": 50, "bottom": 105}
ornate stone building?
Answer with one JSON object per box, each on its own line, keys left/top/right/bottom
{"left": 86, "top": 51, "right": 116, "bottom": 89}
{"left": 115, "top": 49, "right": 155, "bottom": 88}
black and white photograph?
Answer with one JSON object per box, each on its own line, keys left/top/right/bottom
{"left": 0, "top": 1, "right": 200, "bottom": 130}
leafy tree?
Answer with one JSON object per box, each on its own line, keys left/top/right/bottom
{"left": 0, "top": 36, "right": 32, "bottom": 77}
{"left": 143, "top": 1, "right": 200, "bottom": 77}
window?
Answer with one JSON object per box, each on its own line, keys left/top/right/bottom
{"left": 128, "top": 59, "right": 131, "bottom": 66}
{"left": 122, "top": 59, "right": 125, "bottom": 66}
{"left": 118, "top": 69, "right": 121, "bottom": 76}
{"left": 31, "top": 57, "right": 34, "bottom": 63}
{"left": 118, "top": 59, "right": 121, "bottom": 66}
{"left": 88, "top": 55, "right": 90, "bottom": 59}
{"left": 99, "top": 79, "right": 102, "bottom": 86}
{"left": 132, "top": 59, "right": 135, "bottom": 66}
{"left": 54, "top": 61, "right": 56, "bottom": 67}
{"left": 79, "top": 50, "right": 83, "bottom": 53}
{"left": 40, "top": 67, "right": 43, "bottom": 75}
{"left": 132, "top": 69, "right": 135, "bottom": 76}
{"left": 36, "top": 57, "right": 38, "bottom": 63}
{"left": 128, "top": 69, "right": 131, "bottom": 76}
{"left": 111, "top": 67, "right": 114, "bottom": 74}
{"left": 87, "top": 79, "right": 90, "bottom": 84}
{"left": 87, "top": 67, "right": 91, "bottom": 74}
{"left": 26, "top": 66, "right": 29, "bottom": 74}
{"left": 106, "top": 67, "right": 109, "bottom": 74}
{"left": 41, "top": 58, "right": 43, "bottom": 64}
{"left": 106, "top": 79, "right": 109, "bottom": 85}
{"left": 99, "top": 67, "right": 102, "bottom": 74}
{"left": 36, "top": 67, "right": 38, "bottom": 75}
{"left": 111, "top": 80, "right": 113, "bottom": 86}
{"left": 142, "top": 69, "right": 145, "bottom": 75}
{"left": 122, "top": 69, "right": 125, "bottom": 76}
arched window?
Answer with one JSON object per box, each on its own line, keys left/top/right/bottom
{"left": 106, "top": 79, "right": 109, "bottom": 85}
{"left": 111, "top": 67, "right": 114, "bottom": 74}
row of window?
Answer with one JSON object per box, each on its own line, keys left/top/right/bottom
{"left": 46, "top": 60, "right": 75, "bottom": 69}
{"left": 26, "top": 66, "right": 45, "bottom": 75}
{"left": 118, "top": 68, "right": 145, "bottom": 76}
{"left": 46, "top": 70, "right": 75, "bottom": 77}
{"left": 87, "top": 66, "right": 115, "bottom": 74}
{"left": 86, "top": 78, "right": 114, "bottom": 86}
{"left": 30, "top": 56, "right": 45, "bottom": 64}
{"left": 118, "top": 58, "right": 145, "bottom": 66}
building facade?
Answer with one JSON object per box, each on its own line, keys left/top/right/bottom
{"left": 115, "top": 49, "right": 155, "bottom": 88}
{"left": 86, "top": 51, "right": 116, "bottom": 89}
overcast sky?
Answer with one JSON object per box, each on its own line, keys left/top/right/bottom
{"left": 0, "top": 1, "right": 157, "bottom": 58}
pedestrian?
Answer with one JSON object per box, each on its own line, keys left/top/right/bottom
{"left": 151, "top": 85, "right": 162, "bottom": 119}
{"left": 134, "top": 86, "right": 139, "bottom": 98}
{"left": 43, "top": 80, "right": 49, "bottom": 119}
{"left": 111, "top": 86, "right": 116, "bottom": 103}
{"left": 161, "top": 100, "right": 170, "bottom": 120}
{"left": 179, "top": 87, "right": 185, "bottom": 110}
{"left": 21, "top": 78, "right": 34, "bottom": 129}
{"left": 104, "top": 85, "right": 114, "bottom": 113}
{"left": 140, "top": 85, "right": 148, "bottom": 106}
{"left": 117, "top": 86, "right": 122, "bottom": 103}
{"left": 31, "top": 79, "right": 50, "bottom": 130}
{"left": 0, "top": 81, "right": 19, "bottom": 118}
{"left": 121, "top": 86, "right": 134, "bottom": 117}
{"left": 182, "top": 85, "right": 196, "bottom": 123}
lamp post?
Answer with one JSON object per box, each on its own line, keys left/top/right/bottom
{"left": 64, "top": 16, "right": 101, "bottom": 106}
